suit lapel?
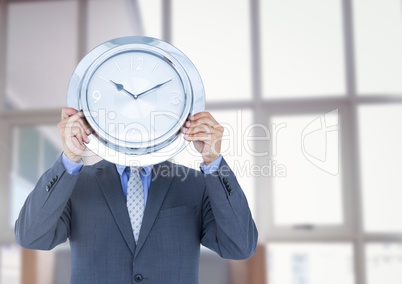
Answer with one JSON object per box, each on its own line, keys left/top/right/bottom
{"left": 134, "top": 161, "right": 175, "bottom": 258}
{"left": 95, "top": 160, "right": 136, "bottom": 255}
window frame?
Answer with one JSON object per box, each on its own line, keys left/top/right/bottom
{"left": 2, "top": 1, "right": 402, "bottom": 284}
{"left": 168, "top": 1, "right": 402, "bottom": 284}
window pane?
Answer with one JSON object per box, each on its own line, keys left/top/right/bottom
{"left": 0, "top": 244, "right": 21, "bottom": 284}
{"left": 267, "top": 243, "right": 354, "bottom": 284}
{"left": 366, "top": 243, "right": 402, "bottom": 284}
{"left": 271, "top": 111, "right": 342, "bottom": 225}
{"left": 16, "top": 128, "right": 40, "bottom": 184}
{"left": 358, "top": 105, "right": 402, "bottom": 232}
{"left": 87, "top": 0, "right": 138, "bottom": 50}
{"left": 44, "top": 139, "right": 60, "bottom": 168}
{"left": 172, "top": 110, "right": 255, "bottom": 215}
{"left": 261, "top": 0, "right": 345, "bottom": 98}
{"left": 6, "top": 1, "right": 78, "bottom": 110}
{"left": 10, "top": 126, "right": 61, "bottom": 228}
{"left": 354, "top": 0, "right": 402, "bottom": 94}
{"left": 172, "top": 0, "right": 252, "bottom": 102}
{"left": 138, "top": 0, "right": 162, "bottom": 39}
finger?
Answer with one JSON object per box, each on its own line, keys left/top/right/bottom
{"left": 67, "top": 136, "right": 86, "bottom": 154}
{"left": 60, "top": 125, "right": 88, "bottom": 145}
{"left": 76, "top": 113, "right": 92, "bottom": 134}
{"left": 186, "top": 116, "right": 223, "bottom": 135}
{"left": 64, "top": 123, "right": 85, "bottom": 143}
{"left": 61, "top": 107, "right": 79, "bottom": 119}
{"left": 183, "top": 133, "right": 212, "bottom": 142}
{"left": 74, "top": 116, "right": 92, "bottom": 135}
{"left": 186, "top": 117, "right": 218, "bottom": 128}
{"left": 72, "top": 131, "right": 85, "bottom": 145}
{"left": 189, "top": 112, "right": 215, "bottom": 121}
{"left": 64, "top": 118, "right": 90, "bottom": 143}
{"left": 182, "top": 124, "right": 212, "bottom": 135}
{"left": 65, "top": 113, "right": 92, "bottom": 135}
{"left": 74, "top": 125, "right": 90, "bottom": 144}
{"left": 185, "top": 124, "right": 224, "bottom": 136}
{"left": 63, "top": 109, "right": 89, "bottom": 128}
{"left": 63, "top": 112, "right": 84, "bottom": 128}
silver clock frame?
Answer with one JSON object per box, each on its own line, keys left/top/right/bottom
{"left": 67, "top": 36, "right": 205, "bottom": 166}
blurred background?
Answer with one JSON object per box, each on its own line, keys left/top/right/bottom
{"left": 0, "top": 0, "right": 402, "bottom": 283}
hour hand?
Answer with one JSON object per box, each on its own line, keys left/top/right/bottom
{"left": 109, "top": 80, "right": 136, "bottom": 98}
{"left": 135, "top": 79, "right": 173, "bottom": 99}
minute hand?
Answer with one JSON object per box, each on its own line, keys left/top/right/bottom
{"left": 135, "top": 79, "right": 173, "bottom": 99}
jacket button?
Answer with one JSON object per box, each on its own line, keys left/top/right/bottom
{"left": 134, "top": 274, "right": 143, "bottom": 282}
{"left": 46, "top": 182, "right": 52, "bottom": 192}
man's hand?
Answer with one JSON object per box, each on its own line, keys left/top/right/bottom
{"left": 58, "top": 107, "right": 92, "bottom": 163}
{"left": 181, "top": 112, "right": 223, "bottom": 165}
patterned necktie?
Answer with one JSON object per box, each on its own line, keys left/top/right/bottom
{"left": 126, "top": 166, "right": 144, "bottom": 243}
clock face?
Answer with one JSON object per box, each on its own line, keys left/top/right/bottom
{"left": 82, "top": 50, "right": 189, "bottom": 148}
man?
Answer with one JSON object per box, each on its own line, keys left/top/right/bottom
{"left": 15, "top": 107, "right": 258, "bottom": 284}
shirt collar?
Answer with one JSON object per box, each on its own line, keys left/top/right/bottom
{"left": 115, "top": 164, "right": 153, "bottom": 176}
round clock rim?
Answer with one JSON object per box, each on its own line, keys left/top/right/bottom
{"left": 67, "top": 36, "right": 205, "bottom": 166}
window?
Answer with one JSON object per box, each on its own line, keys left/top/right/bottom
{"left": 172, "top": 109, "right": 256, "bottom": 214}
{"left": 0, "top": 244, "right": 21, "bottom": 284}
{"left": 6, "top": 1, "right": 78, "bottom": 110}
{"left": 87, "top": 0, "right": 139, "bottom": 50}
{"left": 366, "top": 243, "right": 402, "bottom": 284}
{"left": 267, "top": 243, "right": 354, "bottom": 284}
{"left": 270, "top": 113, "right": 342, "bottom": 227}
{"left": 10, "top": 125, "right": 61, "bottom": 228}
{"left": 172, "top": 0, "right": 252, "bottom": 102}
{"left": 1, "top": 0, "right": 402, "bottom": 283}
{"left": 137, "top": 0, "right": 162, "bottom": 39}
{"left": 353, "top": 0, "right": 402, "bottom": 94}
{"left": 260, "top": 0, "right": 345, "bottom": 97}
{"left": 358, "top": 105, "right": 402, "bottom": 233}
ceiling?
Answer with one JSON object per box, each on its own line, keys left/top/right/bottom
{"left": 5, "top": 0, "right": 142, "bottom": 110}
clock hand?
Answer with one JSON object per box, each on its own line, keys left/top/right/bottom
{"left": 135, "top": 78, "right": 173, "bottom": 99}
{"left": 109, "top": 80, "right": 137, "bottom": 99}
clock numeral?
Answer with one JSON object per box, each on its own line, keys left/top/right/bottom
{"left": 160, "top": 113, "right": 179, "bottom": 121}
{"left": 152, "top": 62, "right": 159, "bottom": 73}
{"left": 92, "top": 90, "right": 102, "bottom": 103}
{"left": 136, "top": 58, "right": 144, "bottom": 70}
{"left": 127, "top": 129, "right": 140, "bottom": 138}
{"left": 171, "top": 93, "right": 182, "bottom": 105}
{"left": 98, "top": 75, "right": 108, "bottom": 83}
{"left": 108, "top": 123, "right": 117, "bottom": 134}
{"left": 115, "top": 61, "right": 122, "bottom": 72}
{"left": 150, "top": 123, "right": 157, "bottom": 135}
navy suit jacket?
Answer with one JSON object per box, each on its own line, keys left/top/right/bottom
{"left": 15, "top": 156, "right": 258, "bottom": 284}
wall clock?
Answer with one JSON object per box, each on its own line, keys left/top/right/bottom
{"left": 67, "top": 36, "right": 205, "bottom": 166}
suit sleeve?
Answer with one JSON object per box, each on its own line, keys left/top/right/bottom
{"left": 14, "top": 155, "right": 79, "bottom": 250}
{"left": 200, "top": 157, "right": 258, "bottom": 260}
